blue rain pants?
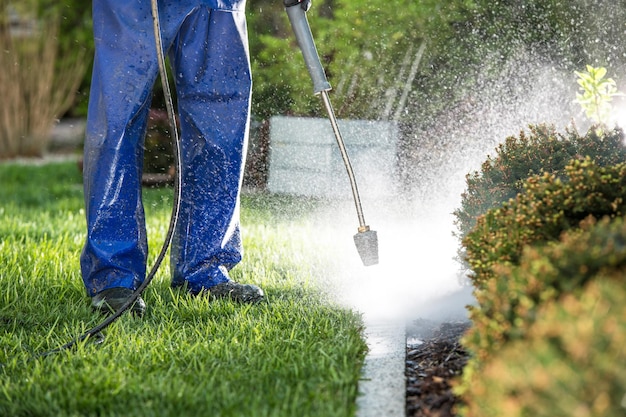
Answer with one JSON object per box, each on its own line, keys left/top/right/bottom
{"left": 80, "top": 0, "right": 252, "bottom": 296}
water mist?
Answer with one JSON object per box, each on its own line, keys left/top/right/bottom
{"left": 312, "top": 46, "right": 589, "bottom": 327}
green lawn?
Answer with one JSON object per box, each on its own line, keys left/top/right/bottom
{"left": 0, "top": 160, "right": 367, "bottom": 417}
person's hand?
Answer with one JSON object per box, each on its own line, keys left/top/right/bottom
{"left": 284, "top": 0, "right": 311, "bottom": 11}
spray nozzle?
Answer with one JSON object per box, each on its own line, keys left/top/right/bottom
{"left": 354, "top": 227, "right": 379, "bottom": 266}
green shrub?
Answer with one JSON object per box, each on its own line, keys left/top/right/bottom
{"left": 453, "top": 125, "right": 626, "bottom": 241}
{"left": 463, "top": 158, "right": 626, "bottom": 289}
{"left": 457, "top": 216, "right": 626, "bottom": 415}
{"left": 458, "top": 277, "right": 626, "bottom": 417}
{"left": 463, "top": 215, "right": 626, "bottom": 361}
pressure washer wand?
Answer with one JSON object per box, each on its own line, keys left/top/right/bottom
{"left": 284, "top": 0, "right": 378, "bottom": 266}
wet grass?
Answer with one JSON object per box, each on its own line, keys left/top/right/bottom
{"left": 0, "top": 161, "right": 367, "bottom": 417}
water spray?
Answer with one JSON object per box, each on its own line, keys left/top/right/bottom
{"left": 284, "top": 0, "right": 379, "bottom": 266}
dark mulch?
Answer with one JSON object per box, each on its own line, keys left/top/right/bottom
{"left": 405, "top": 319, "right": 471, "bottom": 417}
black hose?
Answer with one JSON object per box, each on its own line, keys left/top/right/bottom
{"left": 34, "top": 0, "right": 182, "bottom": 359}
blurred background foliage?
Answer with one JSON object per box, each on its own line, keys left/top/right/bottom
{"left": 17, "top": 0, "right": 626, "bottom": 122}
{"left": 3, "top": 0, "right": 626, "bottom": 158}
{"left": 0, "top": 0, "right": 87, "bottom": 157}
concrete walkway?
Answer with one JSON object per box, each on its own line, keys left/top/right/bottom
{"left": 356, "top": 318, "right": 406, "bottom": 417}
{"left": 354, "top": 285, "right": 475, "bottom": 417}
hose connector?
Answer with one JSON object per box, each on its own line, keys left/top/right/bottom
{"left": 283, "top": 0, "right": 311, "bottom": 11}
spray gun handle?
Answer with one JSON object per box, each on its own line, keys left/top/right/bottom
{"left": 285, "top": 2, "right": 332, "bottom": 95}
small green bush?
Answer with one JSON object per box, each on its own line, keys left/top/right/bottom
{"left": 459, "top": 161, "right": 626, "bottom": 404}
{"left": 459, "top": 277, "right": 626, "bottom": 417}
{"left": 457, "top": 217, "right": 626, "bottom": 416}
{"left": 453, "top": 125, "right": 626, "bottom": 241}
{"left": 462, "top": 215, "right": 626, "bottom": 363}
{"left": 463, "top": 158, "right": 626, "bottom": 289}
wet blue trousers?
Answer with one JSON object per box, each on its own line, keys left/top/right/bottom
{"left": 81, "top": 0, "right": 252, "bottom": 296}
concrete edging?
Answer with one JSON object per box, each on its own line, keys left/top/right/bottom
{"left": 356, "top": 319, "right": 406, "bottom": 417}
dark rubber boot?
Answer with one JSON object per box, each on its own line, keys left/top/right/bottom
{"left": 208, "top": 281, "right": 265, "bottom": 304}
{"left": 91, "top": 287, "right": 146, "bottom": 317}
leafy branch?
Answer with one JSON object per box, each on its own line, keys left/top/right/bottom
{"left": 575, "top": 65, "right": 621, "bottom": 126}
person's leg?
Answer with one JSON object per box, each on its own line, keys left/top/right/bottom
{"left": 81, "top": 0, "right": 163, "bottom": 300}
{"left": 168, "top": 8, "right": 255, "bottom": 295}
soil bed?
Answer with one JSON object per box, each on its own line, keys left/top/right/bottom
{"left": 405, "top": 319, "right": 471, "bottom": 417}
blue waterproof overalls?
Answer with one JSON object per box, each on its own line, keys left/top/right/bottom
{"left": 80, "top": 0, "right": 251, "bottom": 296}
